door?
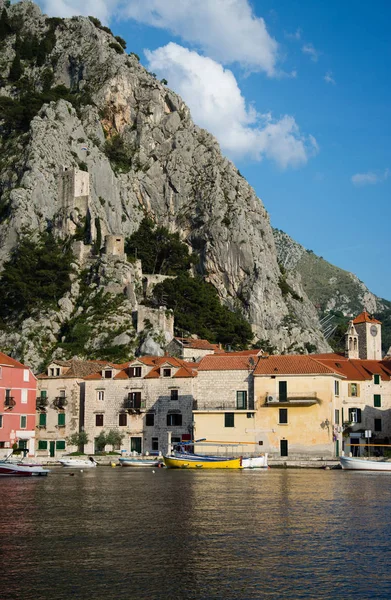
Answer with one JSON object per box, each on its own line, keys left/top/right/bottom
{"left": 49, "top": 441, "right": 55, "bottom": 457}
{"left": 279, "top": 381, "right": 287, "bottom": 402}
{"left": 335, "top": 439, "right": 340, "bottom": 458}
{"left": 280, "top": 439, "right": 288, "bottom": 457}
{"left": 130, "top": 437, "right": 142, "bottom": 454}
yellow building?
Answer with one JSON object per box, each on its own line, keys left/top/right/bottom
{"left": 254, "top": 355, "right": 344, "bottom": 458}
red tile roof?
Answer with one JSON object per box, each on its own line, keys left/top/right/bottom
{"left": 353, "top": 310, "right": 381, "bottom": 325}
{"left": 175, "top": 337, "right": 223, "bottom": 352}
{"left": 198, "top": 354, "right": 259, "bottom": 371}
{"left": 253, "top": 355, "right": 337, "bottom": 376}
{"left": 0, "top": 351, "right": 27, "bottom": 369}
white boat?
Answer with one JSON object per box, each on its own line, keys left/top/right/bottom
{"left": 59, "top": 457, "right": 97, "bottom": 468}
{"left": 0, "top": 454, "right": 49, "bottom": 477}
{"left": 340, "top": 455, "right": 391, "bottom": 471}
{"left": 241, "top": 454, "right": 268, "bottom": 469}
{"left": 119, "top": 457, "right": 162, "bottom": 467}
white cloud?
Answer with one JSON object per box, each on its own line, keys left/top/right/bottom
{"left": 122, "top": 0, "right": 279, "bottom": 75}
{"left": 37, "top": 0, "right": 119, "bottom": 22}
{"left": 146, "top": 43, "right": 318, "bottom": 168}
{"left": 285, "top": 28, "right": 302, "bottom": 41}
{"left": 324, "top": 71, "right": 336, "bottom": 85}
{"left": 351, "top": 169, "right": 389, "bottom": 186}
{"left": 302, "top": 43, "right": 319, "bottom": 62}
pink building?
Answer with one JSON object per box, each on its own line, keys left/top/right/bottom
{"left": 0, "top": 352, "right": 37, "bottom": 456}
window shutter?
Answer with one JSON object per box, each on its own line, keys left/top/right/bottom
{"left": 357, "top": 409, "right": 362, "bottom": 423}
{"left": 356, "top": 384, "right": 360, "bottom": 397}
{"left": 348, "top": 383, "right": 352, "bottom": 396}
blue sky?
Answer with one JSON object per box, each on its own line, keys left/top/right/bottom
{"left": 34, "top": 0, "right": 391, "bottom": 301}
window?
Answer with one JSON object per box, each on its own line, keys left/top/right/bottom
{"left": 23, "top": 369, "right": 29, "bottom": 382}
{"left": 236, "top": 391, "right": 247, "bottom": 410}
{"left": 119, "top": 413, "right": 127, "bottom": 426}
{"left": 5, "top": 389, "right": 11, "bottom": 399}
{"left": 129, "top": 366, "right": 142, "bottom": 378}
{"left": 49, "top": 368, "right": 54, "bottom": 376}
{"left": 0, "top": 415, "right": 2, "bottom": 428}
{"left": 279, "top": 409, "right": 288, "bottom": 424}
{"left": 374, "top": 418, "right": 382, "bottom": 432}
{"left": 247, "top": 413, "right": 254, "bottom": 419}
{"left": 59, "top": 389, "right": 66, "bottom": 398}
{"left": 104, "top": 370, "right": 112, "bottom": 379}
{"left": 335, "top": 409, "right": 340, "bottom": 425}
{"left": 348, "top": 383, "right": 360, "bottom": 397}
{"left": 21, "top": 389, "right": 28, "bottom": 404}
{"left": 280, "top": 440, "right": 288, "bottom": 457}
{"left": 334, "top": 380, "right": 340, "bottom": 396}
{"left": 348, "top": 408, "right": 362, "bottom": 423}
{"left": 374, "top": 394, "right": 381, "bottom": 408}
{"left": 40, "top": 390, "right": 47, "bottom": 399}
{"left": 374, "top": 374, "right": 380, "bottom": 385}
{"left": 170, "top": 389, "right": 179, "bottom": 401}
{"left": 167, "top": 413, "right": 182, "bottom": 426}
{"left": 163, "top": 368, "right": 171, "bottom": 378}
{"left": 152, "top": 437, "right": 159, "bottom": 451}
{"left": 56, "top": 440, "right": 66, "bottom": 450}
{"left": 56, "top": 368, "right": 60, "bottom": 376}
{"left": 39, "top": 413, "right": 47, "bottom": 427}
{"left": 225, "top": 413, "right": 234, "bottom": 428}
{"left": 97, "top": 390, "right": 105, "bottom": 401}
{"left": 58, "top": 412, "right": 66, "bottom": 427}
{"left": 96, "top": 414, "right": 104, "bottom": 427}
{"left": 20, "top": 415, "right": 27, "bottom": 429}
{"left": 38, "top": 440, "right": 47, "bottom": 450}
{"left": 146, "top": 413, "right": 154, "bottom": 426}
{"left": 279, "top": 381, "right": 288, "bottom": 402}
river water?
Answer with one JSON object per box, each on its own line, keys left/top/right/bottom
{"left": 1, "top": 467, "right": 391, "bottom": 600}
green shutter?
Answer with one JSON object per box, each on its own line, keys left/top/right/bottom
{"left": 41, "top": 390, "right": 47, "bottom": 398}
{"left": 56, "top": 440, "right": 66, "bottom": 450}
{"left": 20, "top": 415, "right": 27, "bottom": 428}
{"left": 374, "top": 374, "right": 380, "bottom": 385}
{"left": 38, "top": 440, "right": 48, "bottom": 450}
{"left": 58, "top": 412, "right": 66, "bottom": 426}
{"left": 374, "top": 394, "right": 381, "bottom": 408}
{"left": 225, "top": 413, "right": 234, "bottom": 427}
{"left": 39, "top": 413, "right": 47, "bottom": 427}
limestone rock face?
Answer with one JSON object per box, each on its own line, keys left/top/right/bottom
{"left": 0, "top": 1, "right": 333, "bottom": 368}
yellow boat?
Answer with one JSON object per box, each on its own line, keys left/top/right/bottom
{"left": 163, "top": 455, "right": 242, "bottom": 469}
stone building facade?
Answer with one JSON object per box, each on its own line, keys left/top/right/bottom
{"left": 82, "top": 357, "right": 197, "bottom": 455}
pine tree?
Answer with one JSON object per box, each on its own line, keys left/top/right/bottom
{"left": 8, "top": 51, "right": 22, "bottom": 82}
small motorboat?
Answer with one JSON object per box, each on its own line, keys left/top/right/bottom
{"left": 58, "top": 457, "right": 97, "bottom": 468}
{"left": 340, "top": 455, "right": 391, "bottom": 471}
{"left": 119, "top": 457, "right": 163, "bottom": 467}
{"left": 0, "top": 453, "right": 49, "bottom": 477}
{"left": 241, "top": 454, "right": 268, "bottom": 469}
{"left": 163, "top": 455, "right": 242, "bottom": 469}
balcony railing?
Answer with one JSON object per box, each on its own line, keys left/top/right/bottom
{"left": 53, "top": 396, "right": 68, "bottom": 409}
{"left": 193, "top": 400, "right": 252, "bottom": 411}
{"left": 123, "top": 398, "right": 146, "bottom": 411}
{"left": 265, "top": 392, "right": 318, "bottom": 406}
{"left": 36, "top": 396, "right": 49, "bottom": 409}
{"left": 4, "top": 397, "right": 16, "bottom": 409}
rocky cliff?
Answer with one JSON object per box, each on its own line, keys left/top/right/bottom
{"left": 0, "top": 0, "right": 333, "bottom": 368}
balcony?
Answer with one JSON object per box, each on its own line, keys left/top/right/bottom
{"left": 53, "top": 396, "right": 68, "bottom": 409}
{"left": 36, "top": 396, "right": 49, "bottom": 409}
{"left": 193, "top": 400, "right": 253, "bottom": 411}
{"left": 265, "top": 392, "right": 318, "bottom": 407}
{"left": 123, "top": 398, "right": 146, "bottom": 412}
{"left": 4, "top": 397, "right": 16, "bottom": 409}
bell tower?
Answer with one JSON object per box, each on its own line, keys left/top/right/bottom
{"left": 352, "top": 310, "right": 382, "bottom": 360}
{"left": 345, "top": 321, "right": 359, "bottom": 359}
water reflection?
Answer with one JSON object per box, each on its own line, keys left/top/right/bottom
{"left": 1, "top": 469, "right": 391, "bottom": 599}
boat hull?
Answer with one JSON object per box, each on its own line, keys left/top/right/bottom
{"left": 119, "top": 458, "right": 162, "bottom": 467}
{"left": 340, "top": 456, "right": 391, "bottom": 471}
{"left": 0, "top": 463, "right": 49, "bottom": 476}
{"left": 163, "top": 455, "right": 242, "bottom": 469}
{"left": 242, "top": 454, "right": 268, "bottom": 469}
{"left": 59, "top": 459, "right": 97, "bottom": 468}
